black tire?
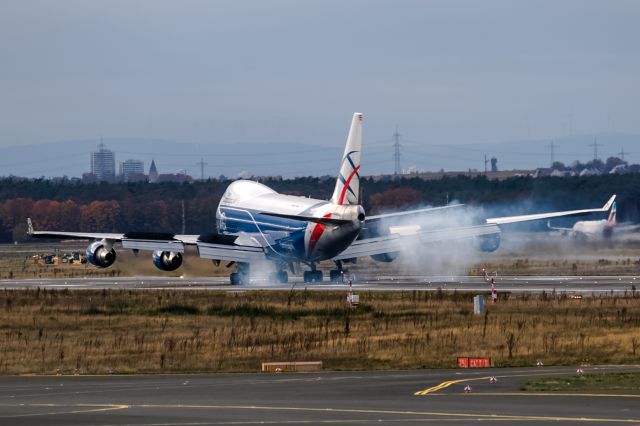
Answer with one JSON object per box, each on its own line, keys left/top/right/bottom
{"left": 329, "top": 270, "right": 342, "bottom": 282}
{"left": 230, "top": 272, "right": 241, "bottom": 285}
{"left": 313, "top": 270, "right": 323, "bottom": 283}
{"left": 277, "top": 271, "right": 288, "bottom": 283}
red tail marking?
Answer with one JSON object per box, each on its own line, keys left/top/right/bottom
{"left": 308, "top": 213, "right": 332, "bottom": 254}
{"left": 337, "top": 165, "right": 360, "bottom": 205}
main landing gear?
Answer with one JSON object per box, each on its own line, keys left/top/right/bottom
{"left": 329, "top": 269, "right": 344, "bottom": 282}
{"left": 269, "top": 270, "right": 289, "bottom": 284}
{"left": 303, "top": 263, "right": 323, "bottom": 283}
{"left": 303, "top": 270, "right": 323, "bottom": 283}
{"left": 329, "top": 260, "right": 347, "bottom": 283}
{"left": 230, "top": 262, "right": 250, "bottom": 285}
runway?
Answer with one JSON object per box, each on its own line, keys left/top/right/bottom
{"left": 1, "top": 365, "right": 639, "bottom": 425}
{"left": 1, "top": 274, "right": 639, "bottom": 294}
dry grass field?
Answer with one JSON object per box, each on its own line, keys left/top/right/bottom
{"left": 0, "top": 289, "right": 638, "bottom": 375}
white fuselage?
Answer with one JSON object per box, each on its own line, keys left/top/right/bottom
{"left": 216, "top": 180, "right": 364, "bottom": 262}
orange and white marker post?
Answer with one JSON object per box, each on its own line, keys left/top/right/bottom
{"left": 483, "top": 268, "right": 498, "bottom": 303}
{"left": 482, "top": 268, "right": 498, "bottom": 303}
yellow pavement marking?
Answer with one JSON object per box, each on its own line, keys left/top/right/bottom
{"left": 414, "top": 369, "right": 638, "bottom": 396}
{"left": 1, "top": 403, "right": 639, "bottom": 423}
{"left": 132, "top": 403, "right": 640, "bottom": 423}
{"left": 0, "top": 403, "right": 129, "bottom": 418}
{"left": 414, "top": 376, "right": 492, "bottom": 395}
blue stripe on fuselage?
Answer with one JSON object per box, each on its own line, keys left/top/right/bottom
{"left": 217, "top": 206, "right": 307, "bottom": 235}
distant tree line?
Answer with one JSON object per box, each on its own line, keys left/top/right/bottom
{"left": 0, "top": 173, "right": 638, "bottom": 243}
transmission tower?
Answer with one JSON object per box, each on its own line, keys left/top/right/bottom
{"left": 547, "top": 141, "right": 556, "bottom": 166}
{"left": 393, "top": 125, "right": 401, "bottom": 175}
{"left": 618, "top": 147, "right": 627, "bottom": 161}
{"left": 588, "top": 139, "right": 602, "bottom": 161}
{"left": 196, "top": 157, "right": 208, "bottom": 180}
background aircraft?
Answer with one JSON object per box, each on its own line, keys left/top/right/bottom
{"left": 29, "top": 113, "right": 615, "bottom": 285}
{"left": 548, "top": 201, "right": 640, "bottom": 240}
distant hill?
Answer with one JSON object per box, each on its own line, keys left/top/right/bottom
{"left": 0, "top": 132, "right": 638, "bottom": 179}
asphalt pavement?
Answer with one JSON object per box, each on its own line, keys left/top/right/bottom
{"left": 1, "top": 274, "right": 639, "bottom": 294}
{"left": 0, "top": 365, "right": 639, "bottom": 425}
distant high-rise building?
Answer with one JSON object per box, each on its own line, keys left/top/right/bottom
{"left": 148, "top": 159, "right": 159, "bottom": 183}
{"left": 90, "top": 143, "right": 116, "bottom": 182}
{"left": 119, "top": 159, "right": 145, "bottom": 182}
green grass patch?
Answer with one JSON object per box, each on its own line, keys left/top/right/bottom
{"left": 523, "top": 372, "right": 640, "bottom": 392}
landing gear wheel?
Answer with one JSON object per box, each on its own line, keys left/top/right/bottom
{"left": 230, "top": 263, "right": 250, "bottom": 285}
{"left": 277, "top": 270, "right": 288, "bottom": 283}
{"left": 271, "top": 271, "right": 288, "bottom": 283}
{"left": 303, "top": 270, "right": 323, "bottom": 283}
{"left": 329, "top": 269, "right": 344, "bottom": 283}
{"left": 230, "top": 272, "right": 243, "bottom": 285}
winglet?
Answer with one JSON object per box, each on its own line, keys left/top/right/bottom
{"left": 602, "top": 195, "right": 616, "bottom": 211}
{"left": 27, "top": 218, "right": 34, "bottom": 235}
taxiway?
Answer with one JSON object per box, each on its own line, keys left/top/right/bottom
{"left": 0, "top": 366, "right": 639, "bottom": 425}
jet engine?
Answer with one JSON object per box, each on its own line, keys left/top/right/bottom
{"left": 475, "top": 233, "right": 501, "bottom": 252}
{"left": 371, "top": 252, "right": 399, "bottom": 262}
{"left": 86, "top": 241, "right": 116, "bottom": 268}
{"left": 152, "top": 251, "right": 183, "bottom": 271}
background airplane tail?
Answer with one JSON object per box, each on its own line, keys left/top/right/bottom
{"left": 331, "top": 113, "right": 363, "bottom": 206}
{"left": 607, "top": 201, "right": 617, "bottom": 226}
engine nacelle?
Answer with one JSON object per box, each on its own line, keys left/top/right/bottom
{"left": 371, "top": 252, "right": 399, "bottom": 263}
{"left": 476, "top": 233, "right": 501, "bottom": 252}
{"left": 152, "top": 251, "right": 183, "bottom": 271}
{"left": 86, "top": 241, "right": 116, "bottom": 268}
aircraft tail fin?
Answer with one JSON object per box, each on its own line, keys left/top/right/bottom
{"left": 331, "top": 112, "right": 363, "bottom": 206}
{"left": 607, "top": 201, "right": 617, "bottom": 225}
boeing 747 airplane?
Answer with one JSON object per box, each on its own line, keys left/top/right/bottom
{"left": 28, "top": 113, "right": 615, "bottom": 284}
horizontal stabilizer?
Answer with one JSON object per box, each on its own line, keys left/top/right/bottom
{"left": 367, "top": 204, "right": 464, "bottom": 221}
{"left": 261, "top": 212, "right": 352, "bottom": 225}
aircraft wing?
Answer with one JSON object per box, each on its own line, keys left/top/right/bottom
{"left": 486, "top": 195, "right": 616, "bottom": 225}
{"left": 333, "top": 223, "right": 500, "bottom": 260}
{"left": 28, "top": 219, "right": 268, "bottom": 264}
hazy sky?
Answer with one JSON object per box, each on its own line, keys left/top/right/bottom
{"left": 1, "top": 0, "right": 638, "bottom": 150}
